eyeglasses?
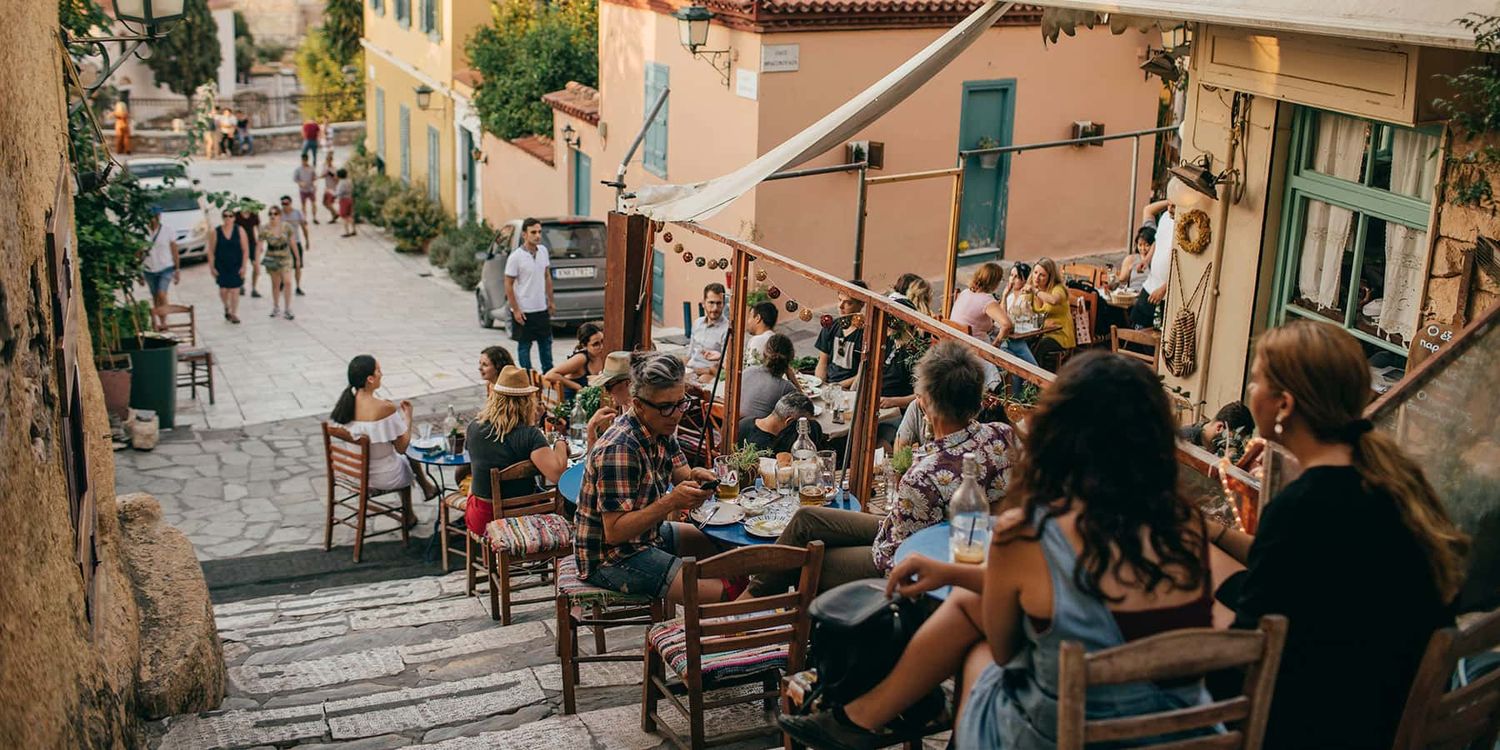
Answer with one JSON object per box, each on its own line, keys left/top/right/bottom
{"left": 268, "top": 210, "right": 280, "bottom": 216}
{"left": 635, "top": 395, "right": 691, "bottom": 416}
{"left": 221, "top": 213, "right": 234, "bottom": 219}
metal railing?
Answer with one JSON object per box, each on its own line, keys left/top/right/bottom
{"left": 120, "top": 92, "right": 345, "bottom": 130}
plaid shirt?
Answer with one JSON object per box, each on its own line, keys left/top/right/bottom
{"left": 574, "top": 413, "right": 687, "bottom": 580}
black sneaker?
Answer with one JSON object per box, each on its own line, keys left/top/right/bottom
{"left": 239, "top": 287, "right": 245, "bottom": 296}
{"left": 778, "top": 709, "right": 892, "bottom": 750}
{"left": 251, "top": 289, "right": 262, "bottom": 298}
{"left": 295, "top": 287, "right": 305, "bottom": 296}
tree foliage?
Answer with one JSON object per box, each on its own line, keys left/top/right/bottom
{"left": 468, "top": 0, "right": 597, "bottom": 139}
{"left": 144, "top": 0, "right": 222, "bottom": 104}
{"left": 323, "top": 0, "right": 364, "bottom": 66}
{"left": 295, "top": 29, "right": 364, "bottom": 121}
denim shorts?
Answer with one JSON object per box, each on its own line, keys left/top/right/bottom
{"left": 144, "top": 267, "right": 174, "bottom": 295}
{"left": 584, "top": 522, "right": 681, "bottom": 599}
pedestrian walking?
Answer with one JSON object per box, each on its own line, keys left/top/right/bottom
{"left": 139, "top": 208, "right": 178, "bottom": 327}
{"left": 277, "top": 195, "right": 312, "bottom": 296}
{"left": 319, "top": 116, "right": 334, "bottom": 156}
{"left": 112, "top": 101, "right": 131, "bottom": 155}
{"left": 300, "top": 118, "right": 321, "bottom": 163}
{"left": 505, "top": 217, "right": 556, "bottom": 372}
{"left": 217, "top": 107, "right": 237, "bottom": 158}
{"left": 336, "top": 168, "right": 355, "bottom": 237}
{"left": 234, "top": 206, "right": 261, "bottom": 298}
{"left": 208, "top": 209, "right": 250, "bottom": 323}
{"left": 260, "top": 205, "right": 300, "bottom": 320}
{"left": 234, "top": 109, "right": 253, "bottom": 155}
{"left": 294, "top": 155, "right": 319, "bottom": 225}
{"left": 320, "top": 152, "right": 339, "bottom": 223}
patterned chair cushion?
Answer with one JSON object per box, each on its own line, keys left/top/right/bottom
{"left": 441, "top": 492, "right": 468, "bottom": 512}
{"left": 486, "top": 513, "right": 573, "bottom": 556}
{"left": 647, "top": 618, "right": 789, "bottom": 682}
{"left": 556, "top": 554, "right": 652, "bottom": 605}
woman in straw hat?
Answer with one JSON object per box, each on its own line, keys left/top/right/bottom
{"left": 464, "top": 365, "right": 570, "bottom": 534}
{"left": 582, "top": 351, "right": 633, "bottom": 451}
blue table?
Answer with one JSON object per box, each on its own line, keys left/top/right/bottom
{"left": 405, "top": 446, "right": 469, "bottom": 560}
{"left": 558, "top": 462, "right": 585, "bottom": 506}
{"left": 892, "top": 522, "right": 952, "bottom": 600}
{"left": 699, "top": 489, "right": 862, "bottom": 548}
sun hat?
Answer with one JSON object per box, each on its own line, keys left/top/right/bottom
{"left": 589, "top": 351, "right": 632, "bottom": 388}
{"left": 492, "top": 365, "right": 540, "bottom": 396}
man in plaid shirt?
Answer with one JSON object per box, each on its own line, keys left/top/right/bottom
{"left": 574, "top": 352, "right": 731, "bottom": 603}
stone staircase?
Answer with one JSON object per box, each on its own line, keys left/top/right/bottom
{"left": 149, "top": 572, "right": 781, "bottom": 749}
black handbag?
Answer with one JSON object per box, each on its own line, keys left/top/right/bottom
{"left": 787, "top": 579, "right": 946, "bottom": 731}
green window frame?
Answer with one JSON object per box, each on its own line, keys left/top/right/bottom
{"left": 374, "top": 87, "right": 385, "bottom": 159}
{"left": 399, "top": 105, "right": 411, "bottom": 183}
{"left": 1269, "top": 106, "right": 1439, "bottom": 359}
{"left": 395, "top": 0, "right": 410, "bottom": 28}
{"left": 427, "top": 126, "right": 441, "bottom": 203}
{"left": 420, "top": 0, "right": 439, "bottom": 37}
{"left": 643, "top": 62, "right": 668, "bottom": 178}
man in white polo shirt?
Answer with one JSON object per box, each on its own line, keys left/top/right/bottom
{"left": 505, "top": 217, "right": 557, "bottom": 372}
{"left": 1131, "top": 197, "right": 1175, "bottom": 329}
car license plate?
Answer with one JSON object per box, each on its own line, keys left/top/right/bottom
{"left": 553, "top": 267, "right": 596, "bottom": 279}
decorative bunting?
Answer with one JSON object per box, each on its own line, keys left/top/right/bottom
{"left": 662, "top": 231, "right": 673, "bottom": 243}
{"left": 785, "top": 300, "right": 799, "bottom": 312}
{"left": 800, "top": 308, "right": 814, "bottom": 322}
{"left": 682, "top": 251, "right": 694, "bottom": 262}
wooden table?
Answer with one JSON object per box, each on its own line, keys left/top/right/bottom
{"left": 1005, "top": 323, "right": 1061, "bottom": 342}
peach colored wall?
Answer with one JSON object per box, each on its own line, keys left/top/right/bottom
{"left": 754, "top": 24, "right": 1160, "bottom": 310}
{"left": 479, "top": 131, "right": 568, "bottom": 227}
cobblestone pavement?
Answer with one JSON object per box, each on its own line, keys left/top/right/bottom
{"left": 149, "top": 572, "right": 886, "bottom": 749}
{"left": 166, "top": 151, "right": 571, "bottom": 430}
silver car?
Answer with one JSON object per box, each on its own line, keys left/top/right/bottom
{"left": 475, "top": 217, "right": 607, "bottom": 328}
{"left": 124, "top": 157, "right": 210, "bottom": 263}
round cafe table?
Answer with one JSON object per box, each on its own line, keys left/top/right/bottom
{"left": 558, "top": 461, "right": 586, "bottom": 506}
{"left": 697, "top": 488, "right": 862, "bottom": 548}
{"left": 405, "top": 445, "right": 470, "bottom": 560}
{"left": 892, "top": 522, "right": 952, "bottom": 600}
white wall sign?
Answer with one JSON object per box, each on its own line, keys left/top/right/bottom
{"left": 761, "top": 44, "right": 799, "bottom": 73}
{"left": 735, "top": 69, "right": 758, "bottom": 100}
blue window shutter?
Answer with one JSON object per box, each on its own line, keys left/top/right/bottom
{"left": 371, "top": 0, "right": 383, "bottom": 16}
{"left": 427, "top": 126, "right": 441, "bottom": 202}
{"left": 374, "top": 88, "right": 385, "bottom": 158}
{"left": 643, "top": 62, "right": 668, "bottom": 178}
{"left": 399, "top": 105, "right": 410, "bottom": 183}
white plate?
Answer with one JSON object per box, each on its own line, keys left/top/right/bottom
{"left": 411, "top": 436, "right": 445, "bottom": 451}
{"left": 691, "top": 503, "right": 746, "bottom": 526}
{"left": 744, "top": 516, "right": 789, "bottom": 538}
{"left": 797, "top": 374, "right": 823, "bottom": 390}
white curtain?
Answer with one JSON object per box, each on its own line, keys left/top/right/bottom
{"left": 631, "top": 1, "right": 1015, "bottom": 222}
{"left": 1297, "top": 113, "right": 1365, "bottom": 309}
{"left": 1377, "top": 128, "right": 1439, "bottom": 341}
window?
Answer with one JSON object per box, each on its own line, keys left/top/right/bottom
{"left": 371, "top": 0, "right": 383, "bottom": 15}
{"left": 427, "top": 126, "right": 441, "bottom": 202}
{"left": 1271, "top": 107, "right": 1439, "bottom": 365}
{"left": 643, "top": 62, "right": 669, "bottom": 178}
{"left": 374, "top": 88, "right": 386, "bottom": 158}
{"left": 420, "top": 0, "right": 439, "bottom": 37}
{"left": 395, "top": 0, "right": 409, "bottom": 27}
{"left": 399, "top": 105, "right": 411, "bottom": 183}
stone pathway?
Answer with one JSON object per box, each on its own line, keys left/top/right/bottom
{"left": 150, "top": 572, "right": 794, "bottom": 749}
{"left": 166, "top": 151, "right": 572, "bottom": 430}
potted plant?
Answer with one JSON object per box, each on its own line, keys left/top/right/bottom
{"left": 976, "top": 135, "right": 1001, "bottom": 169}
{"left": 725, "top": 441, "right": 770, "bottom": 490}
{"left": 1003, "top": 381, "right": 1041, "bottom": 426}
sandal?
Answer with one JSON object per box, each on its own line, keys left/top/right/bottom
{"left": 229, "top": 315, "right": 241, "bottom": 324}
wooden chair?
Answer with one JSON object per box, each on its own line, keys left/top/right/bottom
{"left": 438, "top": 490, "right": 470, "bottom": 576}
{"left": 1062, "top": 262, "right": 1105, "bottom": 286}
{"left": 321, "top": 422, "right": 414, "bottom": 563}
{"left": 643, "top": 542, "right": 826, "bottom": 750}
{"left": 1111, "top": 325, "right": 1161, "bottom": 370}
{"left": 942, "top": 318, "right": 971, "bottom": 335}
{"left": 556, "top": 554, "right": 669, "bottom": 715}
{"left": 1391, "top": 606, "right": 1500, "bottom": 750}
{"left": 155, "top": 303, "right": 215, "bottom": 404}
{"left": 1057, "top": 615, "right": 1288, "bottom": 750}
{"left": 480, "top": 462, "right": 572, "bottom": 624}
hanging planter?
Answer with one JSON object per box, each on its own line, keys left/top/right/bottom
{"left": 976, "top": 136, "right": 1000, "bottom": 169}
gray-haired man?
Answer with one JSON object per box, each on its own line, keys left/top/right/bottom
{"left": 573, "top": 352, "right": 744, "bottom": 603}
{"left": 737, "top": 392, "right": 824, "bottom": 454}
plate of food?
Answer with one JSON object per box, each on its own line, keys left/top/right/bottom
{"left": 690, "top": 502, "right": 746, "bottom": 526}
{"left": 737, "top": 490, "right": 778, "bottom": 515}
{"left": 744, "top": 515, "right": 790, "bottom": 538}
{"left": 796, "top": 374, "right": 823, "bottom": 391}
{"left": 410, "top": 436, "right": 446, "bottom": 452}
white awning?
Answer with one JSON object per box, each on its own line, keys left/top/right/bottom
{"left": 1032, "top": 0, "right": 1483, "bottom": 50}
{"left": 631, "top": 1, "right": 1015, "bottom": 223}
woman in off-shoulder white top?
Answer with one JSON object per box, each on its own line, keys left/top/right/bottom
{"left": 330, "top": 355, "right": 438, "bottom": 497}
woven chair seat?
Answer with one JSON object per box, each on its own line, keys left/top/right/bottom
{"left": 556, "top": 554, "right": 653, "bottom": 605}
{"left": 442, "top": 492, "right": 468, "bottom": 512}
{"left": 648, "top": 618, "right": 788, "bottom": 682}
{"left": 485, "top": 513, "right": 572, "bottom": 556}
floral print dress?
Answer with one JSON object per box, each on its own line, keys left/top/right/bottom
{"left": 261, "top": 222, "right": 295, "bottom": 273}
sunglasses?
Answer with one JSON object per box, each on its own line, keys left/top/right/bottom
{"left": 221, "top": 213, "right": 235, "bottom": 219}
{"left": 269, "top": 210, "right": 280, "bottom": 216}
{"left": 635, "top": 395, "right": 691, "bottom": 416}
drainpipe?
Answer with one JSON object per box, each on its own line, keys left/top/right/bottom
{"left": 1190, "top": 92, "right": 1249, "bottom": 418}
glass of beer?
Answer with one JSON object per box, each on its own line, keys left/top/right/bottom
{"left": 712, "top": 456, "right": 740, "bottom": 500}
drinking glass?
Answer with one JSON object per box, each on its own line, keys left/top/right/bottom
{"left": 817, "top": 450, "right": 837, "bottom": 490}
{"left": 712, "top": 456, "right": 740, "bottom": 499}
{"left": 419, "top": 422, "right": 434, "bottom": 442}
{"left": 775, "top": 465, "right": 796, "bottom": 498}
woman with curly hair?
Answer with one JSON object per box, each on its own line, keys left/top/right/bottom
{"left": 782, "top": 351, "right": 1214, "bottom": 749}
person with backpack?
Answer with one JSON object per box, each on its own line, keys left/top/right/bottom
{"left": 781, "top": 352, "right": 1217, "bottom": 750}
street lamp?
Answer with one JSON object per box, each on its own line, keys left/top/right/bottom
{"left": 414, "top": 84, "right": 435, "bottom": 110}
{"left": 64, "top": 0, "right": 189, "bottom": 114}
{"left": 673, "top": 5, "right": 731, "bottom": 87}
{"left": 561, "top": 123, "right": 581, "bottom": 150}
{"left": 112, "top": 0, "right": 187, "bottom": 27}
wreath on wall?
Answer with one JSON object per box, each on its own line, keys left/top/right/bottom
{"left": 1175, "top": 208, "right": 1212, "bottom": 254}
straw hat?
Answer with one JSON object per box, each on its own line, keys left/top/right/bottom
{"left": 590, "top": 351, "right": 633, "bottom": 388}
{"left": 492, "top": 365, "right": 539, "bottom": 396}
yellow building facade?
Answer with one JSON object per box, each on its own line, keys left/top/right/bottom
{"left": 361, "top": 0, "right": 488, "bottom": 221}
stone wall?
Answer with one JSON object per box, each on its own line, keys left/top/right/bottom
{"left": 1424, "top": 131, "right": 1500, "bottom": 328}
{"left": 0, "top": 3, "right": 223, "bottom": 746}
{"left": 131, "top": 121, "right": 366, "bottom": 156}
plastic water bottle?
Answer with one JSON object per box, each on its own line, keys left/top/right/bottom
{"left": 948, "top": 452, "right": 990, "bottom": 564}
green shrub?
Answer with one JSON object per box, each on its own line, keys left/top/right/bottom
{"left": 381, "top": 184, "right": 450, "bottom": 252}
{"left": 468, "top": 0, "right": 598, "bottom": 139}
{"left": 440, "top": 221, "right": 494, "bottom": 290}
{"left": 356, "top": 173, "right": 399, "bottom": 227}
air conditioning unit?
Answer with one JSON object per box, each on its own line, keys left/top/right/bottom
{"left": 845, "top": 140, "right": 885, "bottom": 169}
{"left": 1071, "top": 121, "right": 1105, "bottom": 145}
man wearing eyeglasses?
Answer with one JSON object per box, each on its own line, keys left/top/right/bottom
{"left": 574, "top": 352, "right": 743, "bottom": 604}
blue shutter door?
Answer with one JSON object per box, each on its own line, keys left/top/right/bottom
{"left": 427, "top": 126, "right": 441, "bottom": 202}
{"left": 573, "top": 152, "right": 591, "bottom": 216}
{"left": 399, "top": 105, "right": 410, "bottom": 183}
{"left": 651, "top": 247, "right": 665, "bottom": 321}
{"left": 643, "top": 63, "right": 668, "bottom": 178}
